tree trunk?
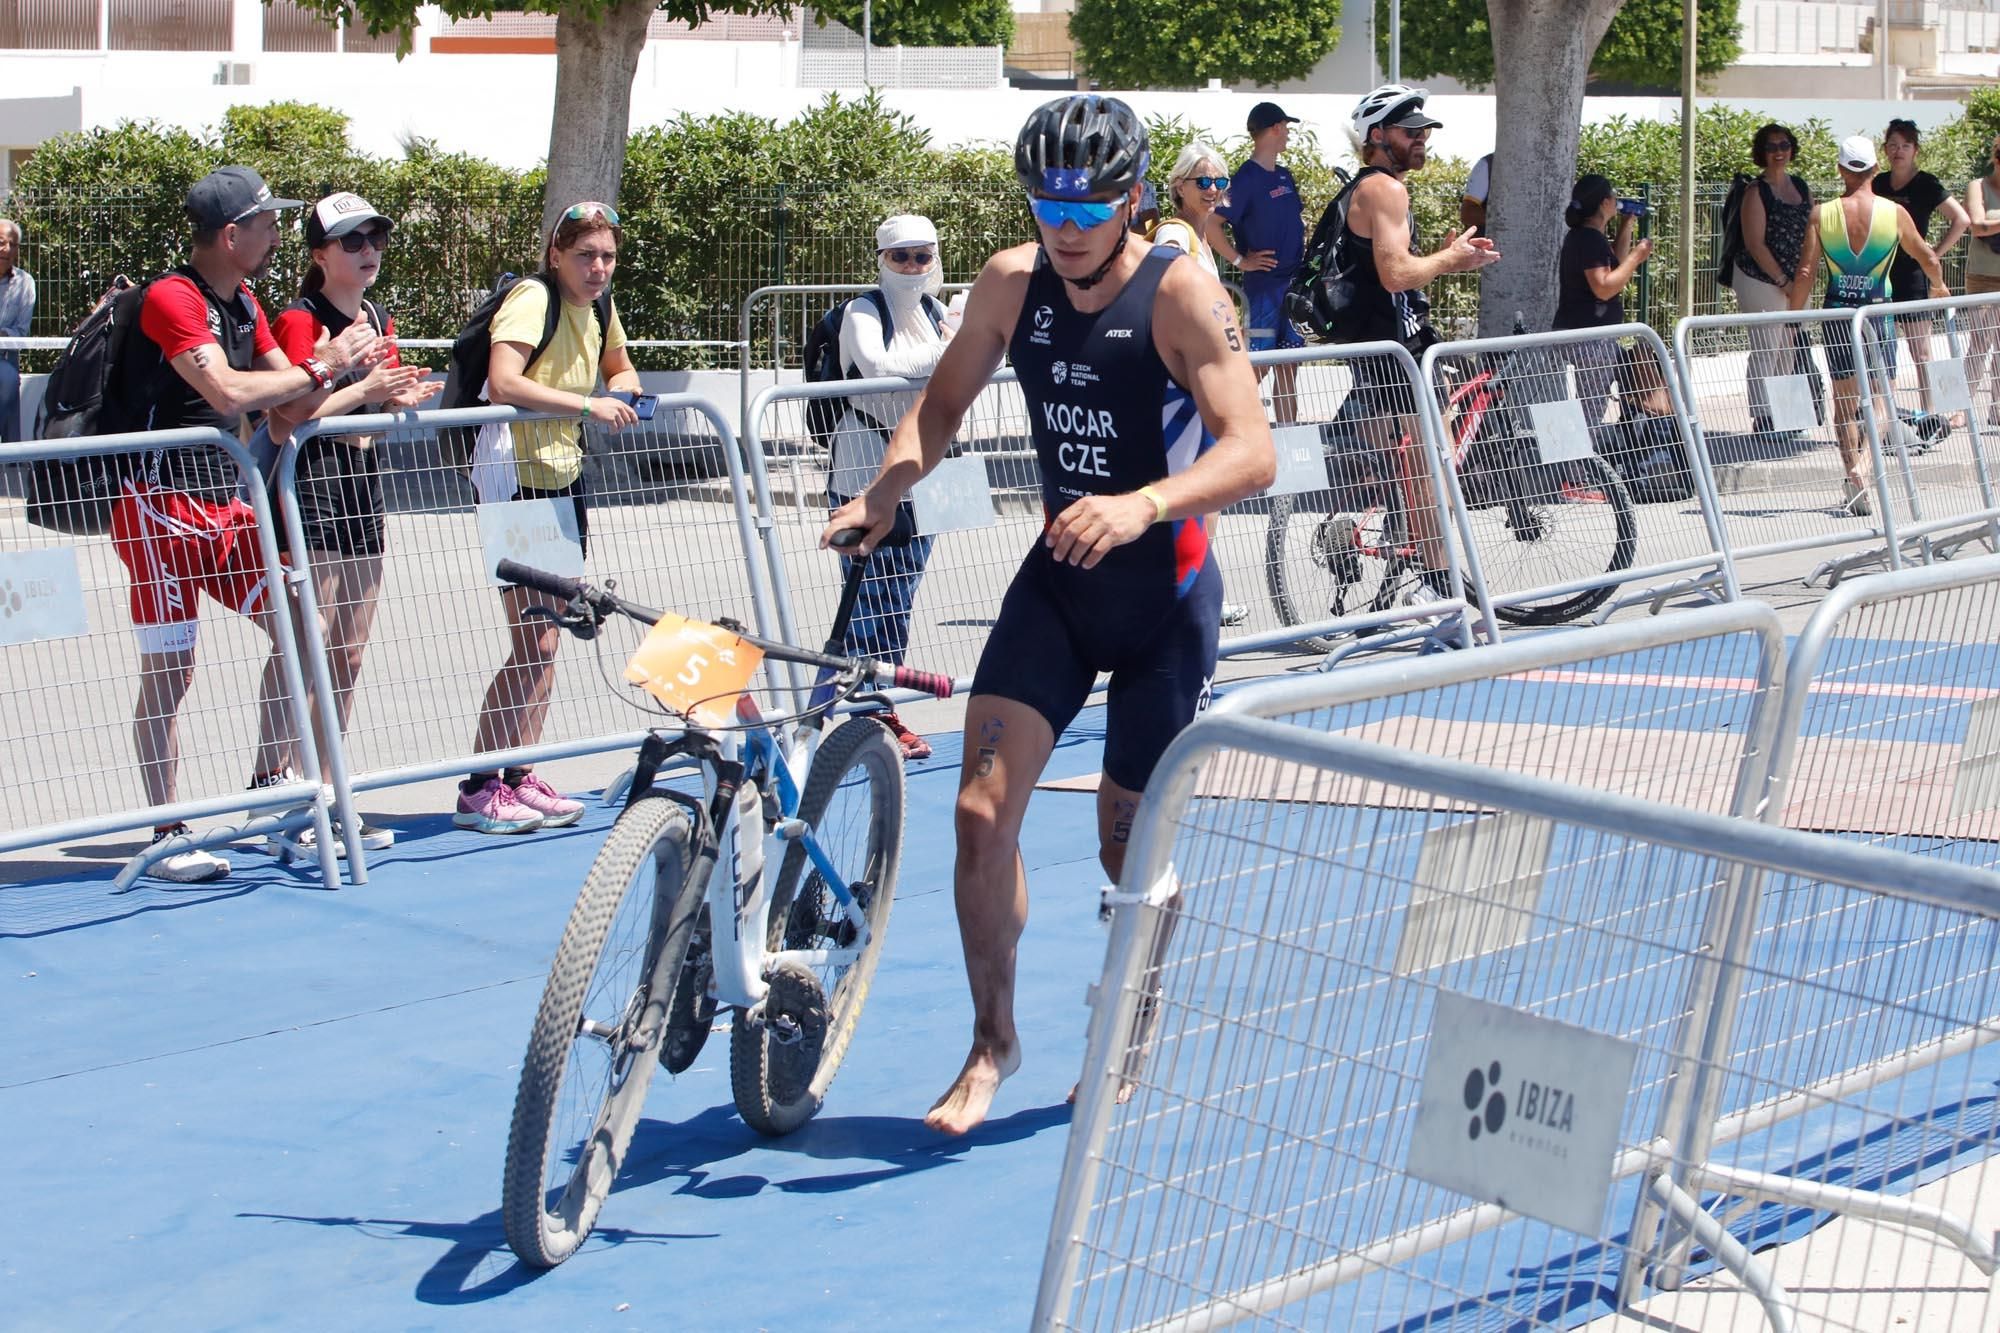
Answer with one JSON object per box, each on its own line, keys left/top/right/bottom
{"left": 542, "top": 0, "right": 656, "bottom": 237}
{"left": 1478, "top": 0, "right": 1624, "bottom": 336}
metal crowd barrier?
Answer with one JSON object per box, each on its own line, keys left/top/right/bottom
{"left": 1417, "top": 322, "right": 1737, "bottom": 637}
{"left": 1038, "top": 706, "right": 2000, "bottom": 1332}
{"left": 738, "top": 342, "right": 1475, "bottom": 705}
{"left": 1676, "top": 304, "right": 1941, "bottom": 593}
{"left": 1760, "top": 551, "right": 2000, "bottom": 872}
{"left": 735, "top": 282, "right": 974, "bottom": 436}
{"left": 1206, "top": 598, "right": 1784, "bottom": 819}
{"left": 0, "top": 429, "right": 353, "bottom": 891}
{"left": 1854, "top": 291, "right": 2000, "bottom": 568}
{"left": 280, "top": 397, "right": 772, "bottom": 803}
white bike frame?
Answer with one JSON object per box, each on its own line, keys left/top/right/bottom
{"left": 693, "top": 695, "right": 874, "bottom": 1013}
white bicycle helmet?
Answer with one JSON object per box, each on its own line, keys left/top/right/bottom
{"left": 1349, "top": 84, "right": 1436, "bottom": 148}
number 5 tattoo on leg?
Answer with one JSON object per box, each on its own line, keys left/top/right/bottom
{"left": 974, "top": 714, "right": 1005, "bottom": 779}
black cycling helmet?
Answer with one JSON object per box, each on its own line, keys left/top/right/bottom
{"left": 1015, "top": 95, "right": 1150, "bottom": 201}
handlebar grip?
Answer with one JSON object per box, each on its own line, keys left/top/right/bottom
{"left": 889, "top": 665, "right": 954, "bottom": 700}
{"left": 828, "top": 528, "right": 867, "bottom": 551}
{"left": 495, "top": 560, "right": 583, "bottom": 602}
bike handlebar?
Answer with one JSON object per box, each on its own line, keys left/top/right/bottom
{"left": 492, "top": 558, "right": 954, "bottom": 701}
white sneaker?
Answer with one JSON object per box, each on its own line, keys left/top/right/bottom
{"left": 261, "top": 814, "right": 397, "bottom": 859}
{"left": 150, "top": 823, "right": 230, "bottom": 884}
{"left": 1219, "top": 602, "right": 1250, "bottom": 627}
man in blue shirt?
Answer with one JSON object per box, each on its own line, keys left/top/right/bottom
{"left": 1220, "top": 101, "right": 1304, "bottom": 423}
{"left": 0, "top": 218, "right": 34, "bottom": 442}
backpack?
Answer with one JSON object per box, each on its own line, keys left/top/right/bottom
{"left": 1283, "top": 167, "right": 1358, "bottom": 342}
{"left": 800, "top": 288, "right": 944, "bottom": 450}
{"left": 1715, "top": 172, "right": 1755, "bottom": 288}
{"left": 438, "top": 272, "right": 611, "bottom": 468}
{"left": 28, "top": 276, "right": 164, "bottom": 534}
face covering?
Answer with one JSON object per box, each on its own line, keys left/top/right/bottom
{"left": 878, "top": 256, "right": 942, "bottom": 302}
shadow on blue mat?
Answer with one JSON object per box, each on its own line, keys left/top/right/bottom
{"left": 242, "top": 1100, "right": 1071, "bottom": 1306}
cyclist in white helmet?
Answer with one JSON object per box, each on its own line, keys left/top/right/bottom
{"left": 1327, "top": 83, "right": 1499, "bottom": 571}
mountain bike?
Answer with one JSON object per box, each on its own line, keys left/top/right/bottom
{"left": 496, "top": 541, "right": 951, "bottom": 1269}
{"left": 1266, "top": 355, "right": 1638, "bottom": 652}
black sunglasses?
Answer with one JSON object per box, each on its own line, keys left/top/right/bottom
{"left": 1763, "top": 140, "right": 1797, "bottom": 154}
{"left": 336, "top": 226, "right": 391, "bottom": 254}
{"left": 883, "top": 247, "right": 934, "bottom": 265}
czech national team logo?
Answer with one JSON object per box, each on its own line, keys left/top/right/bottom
{"left": 1051, "top": 360, "right": 1068, "bottom": 385}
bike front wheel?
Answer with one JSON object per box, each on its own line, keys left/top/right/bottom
{"left": 731, "top": 716, "right": 905, "bottom": 1136}
{"left": 1447, "top": 454, "right": 1637, "bottom": 626}
{"left": 502, "top": 794, "right": 705, "bottom": 1268}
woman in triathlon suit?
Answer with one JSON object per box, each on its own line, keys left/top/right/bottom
{"left": 1874, "top": 118, "right": 1968, "bottom": 426}
{"left": 262, "top": 192, "right": 437, "bottom": 855}
{"left": 1790, "top": 137, "right": 1947, "bottom": 516}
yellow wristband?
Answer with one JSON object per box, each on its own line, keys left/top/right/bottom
{"left": 1139, "top": 484, "right": 1169, "bottom": 524}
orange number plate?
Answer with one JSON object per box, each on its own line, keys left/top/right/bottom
{"left": 624, "top": 613, "right": 765, "bottom": 725}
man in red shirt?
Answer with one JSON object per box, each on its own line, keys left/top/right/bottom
{"left": 111, "top": 165, "right": 386, "bottom": 882}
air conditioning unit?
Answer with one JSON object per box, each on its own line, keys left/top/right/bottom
{"left": 214, "top": 62, "right": 254, "bottom": 86}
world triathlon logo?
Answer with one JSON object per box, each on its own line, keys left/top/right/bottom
{"left": 1033, "top": 305, "right": 1054, "bottom": 332}
{"left": 1464, "top": 1061, "right": 1506, "bottom": 1140}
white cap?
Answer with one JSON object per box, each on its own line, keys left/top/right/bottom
{"left": 876, "top": 214, "right": 937, "bottom": 251}
{"left": 1838, "top": 134, "right": 1878, "bottom": 172}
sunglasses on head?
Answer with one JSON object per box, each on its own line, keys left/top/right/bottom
{"left": 1028, "top": 196, "right": 1123, "bottom": 230}
{"left": 336, "top": 226, "right": 391, "bottom": 254}
{"left": 1189, "top": 175, "right": 1229, "bottom": 190}
{"left": 883, "top": 247, "right": 934, "bottom": 265}
{"left": 564, "top": 200, "right": 620, "bottom": 226}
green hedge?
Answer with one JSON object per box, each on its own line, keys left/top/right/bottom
{"left": 8, "top": 93, "right": 1994, "bottom": 365}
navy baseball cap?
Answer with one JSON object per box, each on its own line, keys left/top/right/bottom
{"left": 185, "top": 166, "right": 303, "bottom": 230}
{"left": 1247, "top": 102, "right": 1300, "bottom": 134}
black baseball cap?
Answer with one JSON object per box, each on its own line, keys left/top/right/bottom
{"left": 185, "top": 166, "right": 302, "bottom": 230}
{"left": 1247, "top": 102, "right": 1300, "bottom": 134}
{"left": 305, "top": 192, "right": 395, "bottom": 248}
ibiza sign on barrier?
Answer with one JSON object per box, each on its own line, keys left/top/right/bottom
{"left": 1266, "top": 423, "right": 1332, "bottom": 497}
{"left": 477, "top": 497, "right": 585, "bottom": 588}
{"left": 0, "top": 547, "right": 88, "bottom": 647}
{"left": 910, "top": 453, "right": 997, "bottom": 534}
{"left": 1406, "top": 990, "right": 1637, "bottom": 1237}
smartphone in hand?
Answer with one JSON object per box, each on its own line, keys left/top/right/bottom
{"left": 611, "top": 390, "right": 658, "bottom": 420}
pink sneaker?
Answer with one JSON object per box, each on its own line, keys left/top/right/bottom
{"left": 510, "top": 771, "right": 584, "bottom": 828}
{"left": 454, "top": 777, "right": 545, "bottom": 835}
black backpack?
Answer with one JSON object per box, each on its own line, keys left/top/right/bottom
{"left": 28, "top": 276, "right": 164, "bottom": 534}
{"left": 1283, "top": 167, "right": 1356, "bottom": 342}
{"left": 1715, "top": 173, "right": 1754, "bottom": 288}
{"left": 800, "top": 289, "right": 944, "bottom": 449}
{"left": 437, "top": 272, "right": 610, "bottom": 469}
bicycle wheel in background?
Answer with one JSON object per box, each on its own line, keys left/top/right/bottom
{"left": 732, "top": 716, "right": 905, "bottom": 1136}
{"left": 503, "top": 794, "right": 705, "bottom": 1268}
{"left": 1446, "top": 453, "right": 1637, "bottom": 626}
{"left": 1266, "top": 495, "right": 1425, "bottom": 651}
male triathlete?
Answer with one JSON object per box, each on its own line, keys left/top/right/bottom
{"left": 1327, "top": 84, "right": 1499, "bottom": 568}
{"left": 1789, "top": 134, "right": 1947, "bottom": 516}
{"left": 822, "top": 95, "right": 1276, "bottom": 1135}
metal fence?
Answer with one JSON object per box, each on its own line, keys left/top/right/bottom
{"left": 274, "top": 398, "right": 774, "bottom": 802}
{"left": 1038, "top": 705, "right": 2000, "bottom": 1332}
{"left": 1675, "top": 296, "right": 2000, "bottom": 599}
{"left": 0, "top": 428, "right": 353, "bottom": 890}
{"left": 1764, "top": 551, "right": 2000, "bottom": 871}
{"left": 1419, "top": 322, "right": 1736, "bottom": 635}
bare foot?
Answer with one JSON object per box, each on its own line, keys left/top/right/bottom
{"left": 924, "top": 1043, "right": 1021, "bottom": 1135}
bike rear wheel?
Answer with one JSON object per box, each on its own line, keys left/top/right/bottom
{"left": 1266, "top": 495, "right": 1423, "bottom": 652}
{"left": 502, "top": 794, "right": 705, "bottom": 1268}
{"left": 731, "top": 716, "right": 905, "bottom": 1136}
{"left": 1445, "top": 453, "right": 1637, "bottom": 626}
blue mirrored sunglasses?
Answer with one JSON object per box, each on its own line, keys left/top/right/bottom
{"left": 1028, "top": 196, "right": 1123, "bottom": 230}
{"left": 564, "top": 200, "right": 620, "bottom": 226}
{"left": 1191, "top": 175, "right": 1229, "bottom": 190}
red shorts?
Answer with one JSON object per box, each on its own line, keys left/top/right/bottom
{"left": 110, "top": 481, "right": 274, "bottom": 654}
